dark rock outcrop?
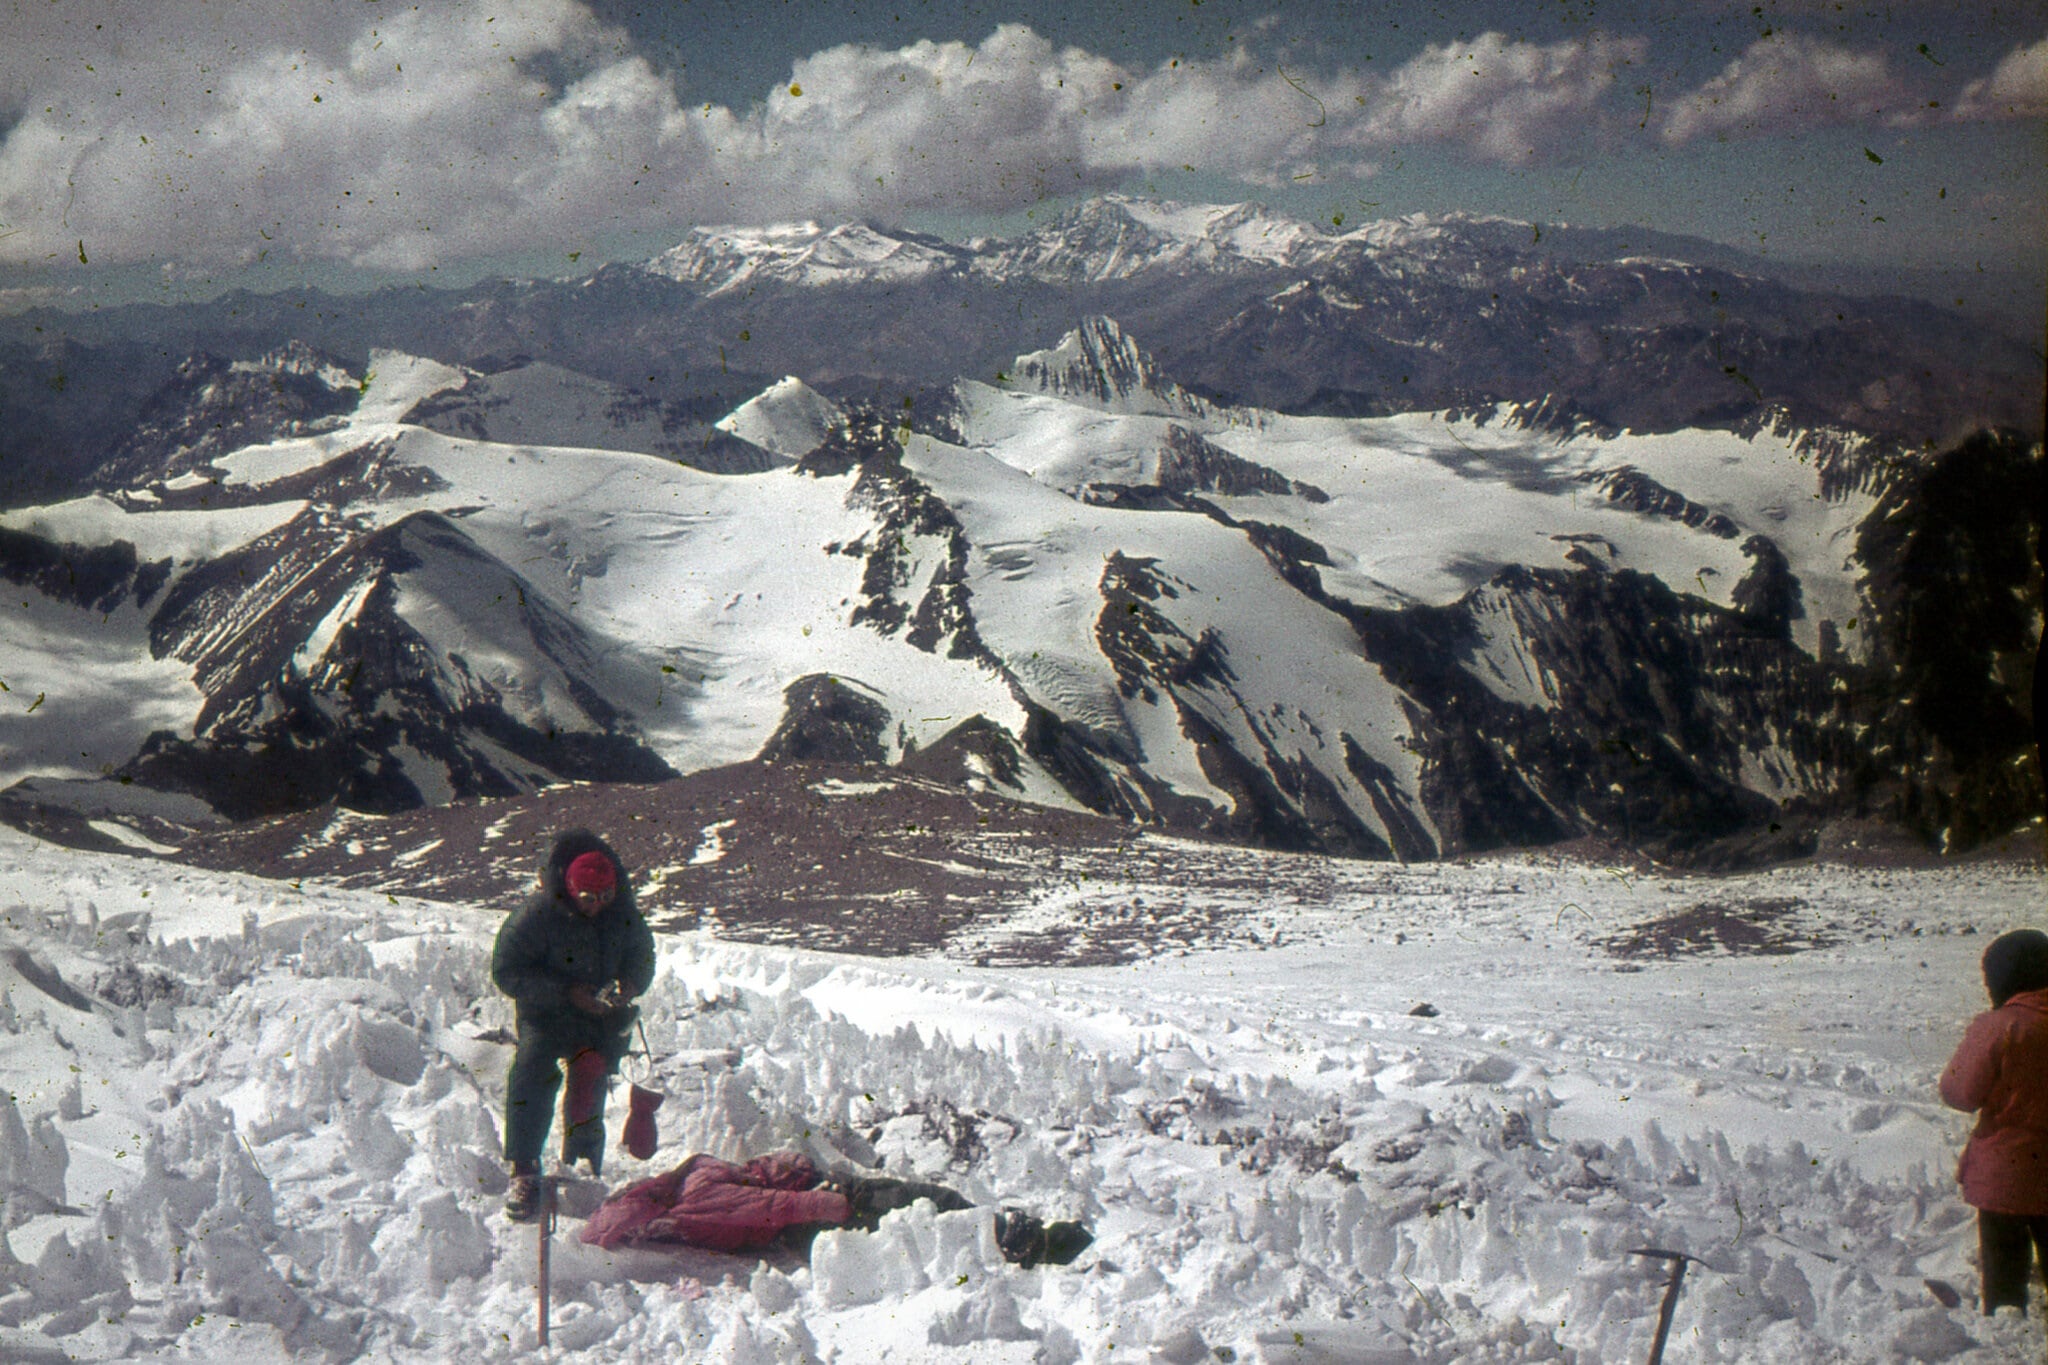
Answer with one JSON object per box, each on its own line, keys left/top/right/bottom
{"left": 1847, "top": 429, "right": 2044, "bottom": 850}
{"left": 90, "top": 342, "right": 362, "bottom": 490}
{"left": 122, "top": 510, "right": 676, "bottom": 820}
{"left": 758, "top": 675, "right": 893, "bottom": 766}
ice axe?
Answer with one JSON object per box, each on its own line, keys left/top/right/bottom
{"left": 536, "top": 1175, "right": 557, "bottom": 1348}
{"left": 1628, "top": 1247, "right": 1704, "bottom": 1365}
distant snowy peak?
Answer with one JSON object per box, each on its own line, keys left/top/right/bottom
{"left": 647, "top": 221, "right": 971, "bottom": 294}
{"left": 1007, "top": 317, "right": 1213, "bottom": 417}
{"left": 987, "top": 195, "right": 1338, "bottom": 282}
{"left": 640, "top": 197, "right": 1575, "bottom": 295}
{"left": 716, "top": 376, "right": 844, "bottom": 460}
{"left": 1340, "top": 210, "right": 1532, "bottom": 254}
{"left": 969, "top": 196, "right": 1544, "bottom": 284}
{"left": 1152, "top": 198, "right": 1332, "bottom": 263}
{"left": 129, "top": 503, "right": 672, "bottom": 815}
{"left": 357, "top": 350, "right": 473, "bottom": 426}
{"left": 642, "top": 196, "right": 1356, "bottom": 294}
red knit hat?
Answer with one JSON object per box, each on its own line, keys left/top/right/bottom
{"left": 565, "top": 851, "right": 617, "bottom": 897}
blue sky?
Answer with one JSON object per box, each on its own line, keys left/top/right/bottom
{"left": 0, "top": 0, "right": 2040, "bottom": 310}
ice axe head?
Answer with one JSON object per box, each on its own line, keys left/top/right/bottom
{"left": 623, "top": 1082, "right": 664, "bottom": 1161}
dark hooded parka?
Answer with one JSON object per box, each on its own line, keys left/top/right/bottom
{"left": 493, "top": 828, "right": 657, "bottom": 1170}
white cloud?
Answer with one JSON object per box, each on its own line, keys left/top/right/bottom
{"left": 1953, "top": 36, "right": 2048, "bottom": 119}
{"left": 0, "top": 9, "right": 1150, "bottom": 268}
{"left": 1348, "top": 32, "right": 1649, "bottom": 164}
{"left": 1658, "top": 33, "right": 1919, "bottom": 144}
{"left": 0, "top": 5, "right": 1977, "bottom": 273}
{"left": 715, "top": 26, "right": 1130, "bottom": 219}
{"left": 0, "top": 0, "right": 646, "bottom": 270}
{"left": 1090, "top": 50, "right": 1372, "bottom": 186}
{"left": 1091, "top": 33, "right": 1646, "bottom": 184}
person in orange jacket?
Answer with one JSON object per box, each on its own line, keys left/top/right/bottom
{"left": 1940, "top": 928, "right": 2048, "bottom": 1315}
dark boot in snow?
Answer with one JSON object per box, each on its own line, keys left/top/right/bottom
{"left": 505, "top": 1168, "right": 542, "bottom": 1223}
{"left": 842, "top": 1173, "right": 973, "bottom": 1230}
{"left": 995, "top": 1209, "right": 1092, "bottom": 1267}
{"left": 994, "top": 1210, "right": 1044, "bottom": 1265}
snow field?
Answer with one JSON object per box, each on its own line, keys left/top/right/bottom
{"left": 0, "top": 593, "right": 202, "bottom": 788}
{"left": 0, "top": 494, "right": 306, "bottom": 565}
{"left": 0, "top": 825, "right": 2039, "bottom": 1361}
{"left": 366, "top": 429, "right": 1024, "bottom": 770}
{"left": 902, "top": 429, "right": 1428, "bottom": 842}
{"left": 717, "top": 377, "right": 844, "bottom": 459}
{"left": 352, "top": 352, "right": 468, "bottom": 428}
{"left": 1223, "top": 409, "right": 1873, "bottom": 658}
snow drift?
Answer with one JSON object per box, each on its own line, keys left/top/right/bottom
{"left": 0, "top": 822, "right": 2038, "bottom": 1362}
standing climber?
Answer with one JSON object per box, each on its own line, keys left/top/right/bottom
{"left": 1940, "top": 928, "right": 2048, "bottom": 1316}
{"left": 492, "top": 828, "right": 656, "bottom": 1222}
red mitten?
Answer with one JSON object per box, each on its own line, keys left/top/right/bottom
{"left": 623, "top": 1082, "right": 664, "bottom": 1160}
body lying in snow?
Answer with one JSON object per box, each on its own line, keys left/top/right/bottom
{"left": 578, "top": 1150, "right": 1090, "bottom": 1267}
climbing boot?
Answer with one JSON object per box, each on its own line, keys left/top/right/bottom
{"left": 505, "top": 1169, "right": 542, "bottom": 1223}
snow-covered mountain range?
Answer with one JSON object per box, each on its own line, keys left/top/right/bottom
{"left": 1, "top": 310, "right": 2037, "bottom": 866}
{"left": 4, "top": 195, "right": 2037, "bottom": 517}
{"left": 648, "top": 221, "right": 979, "bottom": 295}
{"left": 648, "top": 196, "right": 1649, "bottom": 291}
{"left": 650, "top": 197, "right": 1353, "bottom": 291}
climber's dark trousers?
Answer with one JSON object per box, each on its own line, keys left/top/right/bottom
{"left": 503, "top": 1014, "right": 632, "bottom": 1171}
{"left": 1980, "top": 1211, "right": 2048, "bottom": 1315}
